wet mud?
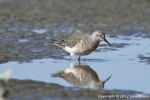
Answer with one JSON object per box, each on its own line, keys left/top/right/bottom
{"left": 1, "top": 79, "right": 149, "bottom": 100}
{"left": 0, "top": 0, "right": 150, "bottom": 63}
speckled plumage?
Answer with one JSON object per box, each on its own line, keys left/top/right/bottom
{"left": 52, "top": 31, "right": 111, "bottom": 60}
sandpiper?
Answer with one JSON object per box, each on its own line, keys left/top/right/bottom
{"left": 52, "top": 31, "right": 111, "bottom": 61}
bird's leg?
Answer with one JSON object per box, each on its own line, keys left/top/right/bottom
{"left": 69, "top": 55, "right": 72, "bottom": 61}
{"left": 78, "top": 56, "right": 81, "bottom": 61}
{"left": 78, "top": 59, "right": 81, "bottom": 65}
{"left": 69, "top": 56, "right": 73, "bottom": 64}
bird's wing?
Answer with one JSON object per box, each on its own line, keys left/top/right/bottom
{"left": 52, "top": 32, "right": 90, "bottom": 48}
{"left": 64, "top": 33, "right": 90, "bottom": 47}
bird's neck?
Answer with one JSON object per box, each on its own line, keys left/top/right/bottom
{"left": 89, "top": 80, "right": 100, "bottom": 89}
{"left": 92, "top": 40, "right": 100, "bottom": 51}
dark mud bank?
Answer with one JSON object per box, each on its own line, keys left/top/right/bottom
{"left": 1, "top": 79, "right": 149, "bottom": 100}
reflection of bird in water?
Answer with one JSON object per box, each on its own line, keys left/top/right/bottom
{"left": 52, "top": 64, "right": 112, "bottom": 89}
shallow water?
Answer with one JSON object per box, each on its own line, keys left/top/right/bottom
{"left": 0, "top": 35, "right": 150, "bottom": 93}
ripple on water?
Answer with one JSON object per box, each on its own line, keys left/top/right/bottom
{"left": 18, "top": 38, "right": 29, "bottom": 43}
{"left": 31, "top": 29, "right": 48, "bottom": 34}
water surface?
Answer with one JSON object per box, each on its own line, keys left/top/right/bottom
{"left": 0, "top": 35, "right": 150, "bottom": 93}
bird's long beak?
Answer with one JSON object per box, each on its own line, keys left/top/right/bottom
{"left": 104, "top": 38, "right": 112, "bottom": 46}
{"left": 103, "top": 74, "right": 112, "bottom": 84}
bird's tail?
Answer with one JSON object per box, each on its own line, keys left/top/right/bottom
{"left": 51, "top": 71, "right": 64, "bottom": 78}
{"left": 51, "top": 39, "right": 65, "bottom": 48}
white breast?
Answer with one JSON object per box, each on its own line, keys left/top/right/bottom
{"left": 64, "top": 46, "right": 77, "bottom": 56}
